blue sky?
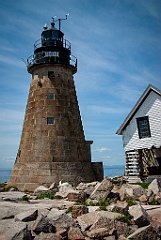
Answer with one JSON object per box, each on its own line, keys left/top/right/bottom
{"left": 0, "top": 0, "right": 161, "bottom": 169}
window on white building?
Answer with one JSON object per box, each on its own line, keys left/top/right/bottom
{"left": 136, "top": 116, "right": 151, "bottom": 139}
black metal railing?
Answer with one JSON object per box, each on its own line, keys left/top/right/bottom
{"left": 34, "top": 38, "right": 71, "bottom": 51}
{"left": 27, "top": 54, "right": 77, "bottom": 70}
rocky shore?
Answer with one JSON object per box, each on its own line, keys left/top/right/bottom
{"left": 0, "top": 177, "right": 161, "bottom": 240}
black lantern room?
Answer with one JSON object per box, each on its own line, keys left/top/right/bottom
{"left": 27, "top": 17, "right": 77, "bottom": 73}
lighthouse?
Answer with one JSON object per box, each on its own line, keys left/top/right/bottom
{"left": 8, "top": 17, "right": 103, "bottom": 191}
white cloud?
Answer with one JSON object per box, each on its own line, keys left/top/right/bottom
{"left": 87, "top": 105, "right": 130, "bottom": 115}
{"left": 92, "top": 147, "right": 111, "bottom": 153}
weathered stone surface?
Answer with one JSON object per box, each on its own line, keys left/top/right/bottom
{"left": 87, "top": 206, "right": 100, "bottom": 212}
{"left": 47, "top": 208, "right": 75, "bottom": 231}
{"left": 72, "top": 205, "right": 88, "bottom": 219}
{"left": 49, "top": 182, "right": 58, "bottom": 194}
{"left": 146, "top": 207, "right": 161, "bottom": 225}
{"left": 138, "top": 194, "right": 148, "bottom": 203}
{"left": 34, "top": 186, "right": 49, "bottom": 196}
{"left": 127, "top": 225, "right": 157, "bottom": 240}
{"left": 15, "top": 209, "right": 38, "bottom": 222}
{"left": 55, "top": 182, "right": 74, "bottom": 198}
{"left": 0, "top": 219, "right": 32, "bottom": 240}
{"left": 146, "top": 188, "right": 153, "bottom": 197}
{"left": 118, "top": 235, "right": 127, "bottom": 240}
{"left": 68, "top": 227, "right": 85, "bottom": 240}
{"left": 90, "top": 178, "right": 113, "bottom": 201}
{"left": 76, "top": 182, "right": 99, "bottom": 196}
{"left": 105, "top": 235, "right": 116, "bottom": 240}
{"left": 148, "top": 179, "right": 161, "bottom": 195}
{"left": 111, "top": 200, "right": 129, "bottom": 212}
{"left": 90, "top": 216, "right": 134, "bottom": 237}
{"left": 0, "top": 191, "right": 27, "bottom": 201}
{"left": 155, "top": 192, "right": 161, "bottom": 204}
{"left": 67, "top": 191, "right": 87, "bottom": 202}
{"left": 86, "top": 227, "right": 109, "bottom": 238}
{"left": 34, "top": 232, "right": 63, "bottom": 240}
{"left": 129, "top": 204, "right": 151, "bottom": 227}
{"left": 119, "top": 184, "right": 145, "bottom": 201}
{"left": 8, "top": 60, "right": 103, "bottom": 192}
{"left": 32, "top": 214, "right": 56, "bottom": 234}
{"left": 77, "top": 211, "right": 121, "bottom": 232}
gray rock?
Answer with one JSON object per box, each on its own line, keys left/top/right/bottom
{"left": 127, "top": 225, "right": 157, "bottom": 240}
{"left": 32, "top": 214, "right": 56, "bottom": 234}
{"left": 0, "top": 191, "right": 27, "bottom": 202}
{"left": 76, "top": 181, "right": 99, "bottom": 196}
{"left": 0, "top": 219, "right": 32, "bottom": 240}
{"left": 47, "top": 208, "right": 75, "bottom": 231}
{"left": 86, "top": 227, "right": 109, "bottom": 238}
{"left": 34, "top": 186, "right": 49, "bottom": 196}
{"left": 105, "top": 236, "right": 116, "bottom": 240}
{"left": 138, "top": 194, "right": 148, "bottom": 203}
{"left": 146, "top": 188, "right": 153, "bottom": 197}
{"left": 90, "top": 216, "right": 134, "bottom": 237}
{"left": 34, "top": 232, "right": 62, "bottom": 240}
{"left": 111, "top": 200, "right": 129, "bottom": 212}
{"left": 90, "top": 177, "right": 113, "bottom": 201}
{"left": 68, "top": 227, "right": 85, "bottom": 239}
{"left": 71, "top": 205, "right": 88, "bottom": 219}
{"left": 146, "top": 206, "right": 161, "bottom": 225}
{"left": 15, "top": 209, "right": 38, "bottom": 222}
{"left": 129, "top": 204, "right": 151, "bottom": 227}
{"left": 48, "top": 182, "right": 58, "bottom": 195}
{"left": 148, "top": 179, "right": 161, "bottom": 195}
{"left": 77, "top": 211, "right": 121, "bottom": 232}
{"left": 120, "top": 184, "right": 145, "bottom": 201}
{"left": 67, "top": 191, "right": 86, "bottom": 202}
{"left": 55, "top": 182, "right": 74, "bottom": 198}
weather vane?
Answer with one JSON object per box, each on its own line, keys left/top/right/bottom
{"left": 52, "top": 13, "right": 69, "bottom": 30}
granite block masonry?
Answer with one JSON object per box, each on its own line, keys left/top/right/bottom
{"left": 8, "top": 17, "right": 103, "bottom": 191}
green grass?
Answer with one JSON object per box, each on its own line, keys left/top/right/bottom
{"left": 22, "top": 195, "right": 29, "bottom": 201}
{"left": 66, "top": 206, "right": 73, "bottom": 214}
{"left": 134, "top": 182, "right": 150, "bottom": 189}
{"left": 115, "top": 210, "right": 133, "bottom": 225}
{"left": 98, "top": 198, "right": 110, "bottom": 211}
{"left": 125, "top": 197, "right": 136, "bottom": 206}
{"left": 37, "top": 191, "right": 54, "bottom": 199}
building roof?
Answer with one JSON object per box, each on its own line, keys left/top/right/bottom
{"left": 116, "top": 84, "right": 161, "bottom": 135}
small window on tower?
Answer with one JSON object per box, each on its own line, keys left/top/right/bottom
{"left": 136, "top": 116, "right": 151, "bottom": 139}
{"left": 47, "top": 117, "right": 54, "bottom": 125}
{"left": 47, "top": 93, "right": 55, "bottom": 100}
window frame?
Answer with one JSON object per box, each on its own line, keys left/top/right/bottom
{"left": 47, "top": 93, "right": 55, "bottom": 100}
{"left": 47, "top": 117, "right": 54, "bottom": 125}
{"left": 136, "top": 116, "right": 151, "bottom": 139}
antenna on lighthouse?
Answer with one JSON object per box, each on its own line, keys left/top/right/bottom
{"left": 52, "top": 13, "right": 69, "bottom": 30}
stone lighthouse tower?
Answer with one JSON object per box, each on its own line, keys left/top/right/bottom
{"left": 8, "top": 17, "right": 103, "bottom": 191}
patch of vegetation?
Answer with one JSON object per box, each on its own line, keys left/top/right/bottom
{"left": 98, "top": 198, "right": 109, "bottom": 211}
{"left": 88, "top": 200, "right": 96, "bottom": 206}
{"left": 22, "top": 195, "right": 29, "bottom": 201}
{"left": 4, "top": 185, "right": 18, "bottom": 192}
{"left": 37, "top": 191, "right": 54, "bottom": 199}
{"left": 115, "top": 210, "right": 133, "bottom": 225}
{"left": 125, "top": 197, "right": 136, "bottom": 206}
{"left": 24, "top": 189, "right": 30, "bottom": 193}
{"left": 66, "top": 206, "right": 73, "bottom": 214}
{"left": 134, "top": 182, "right": 150, "bottom": 189}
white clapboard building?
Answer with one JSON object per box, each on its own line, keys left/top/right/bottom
{"left": 116, "top": 84, "right": 161, "bottom": 183}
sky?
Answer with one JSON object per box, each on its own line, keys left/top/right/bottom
{"left": 0, "top": 0, "right": 161, "bottom": 169}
